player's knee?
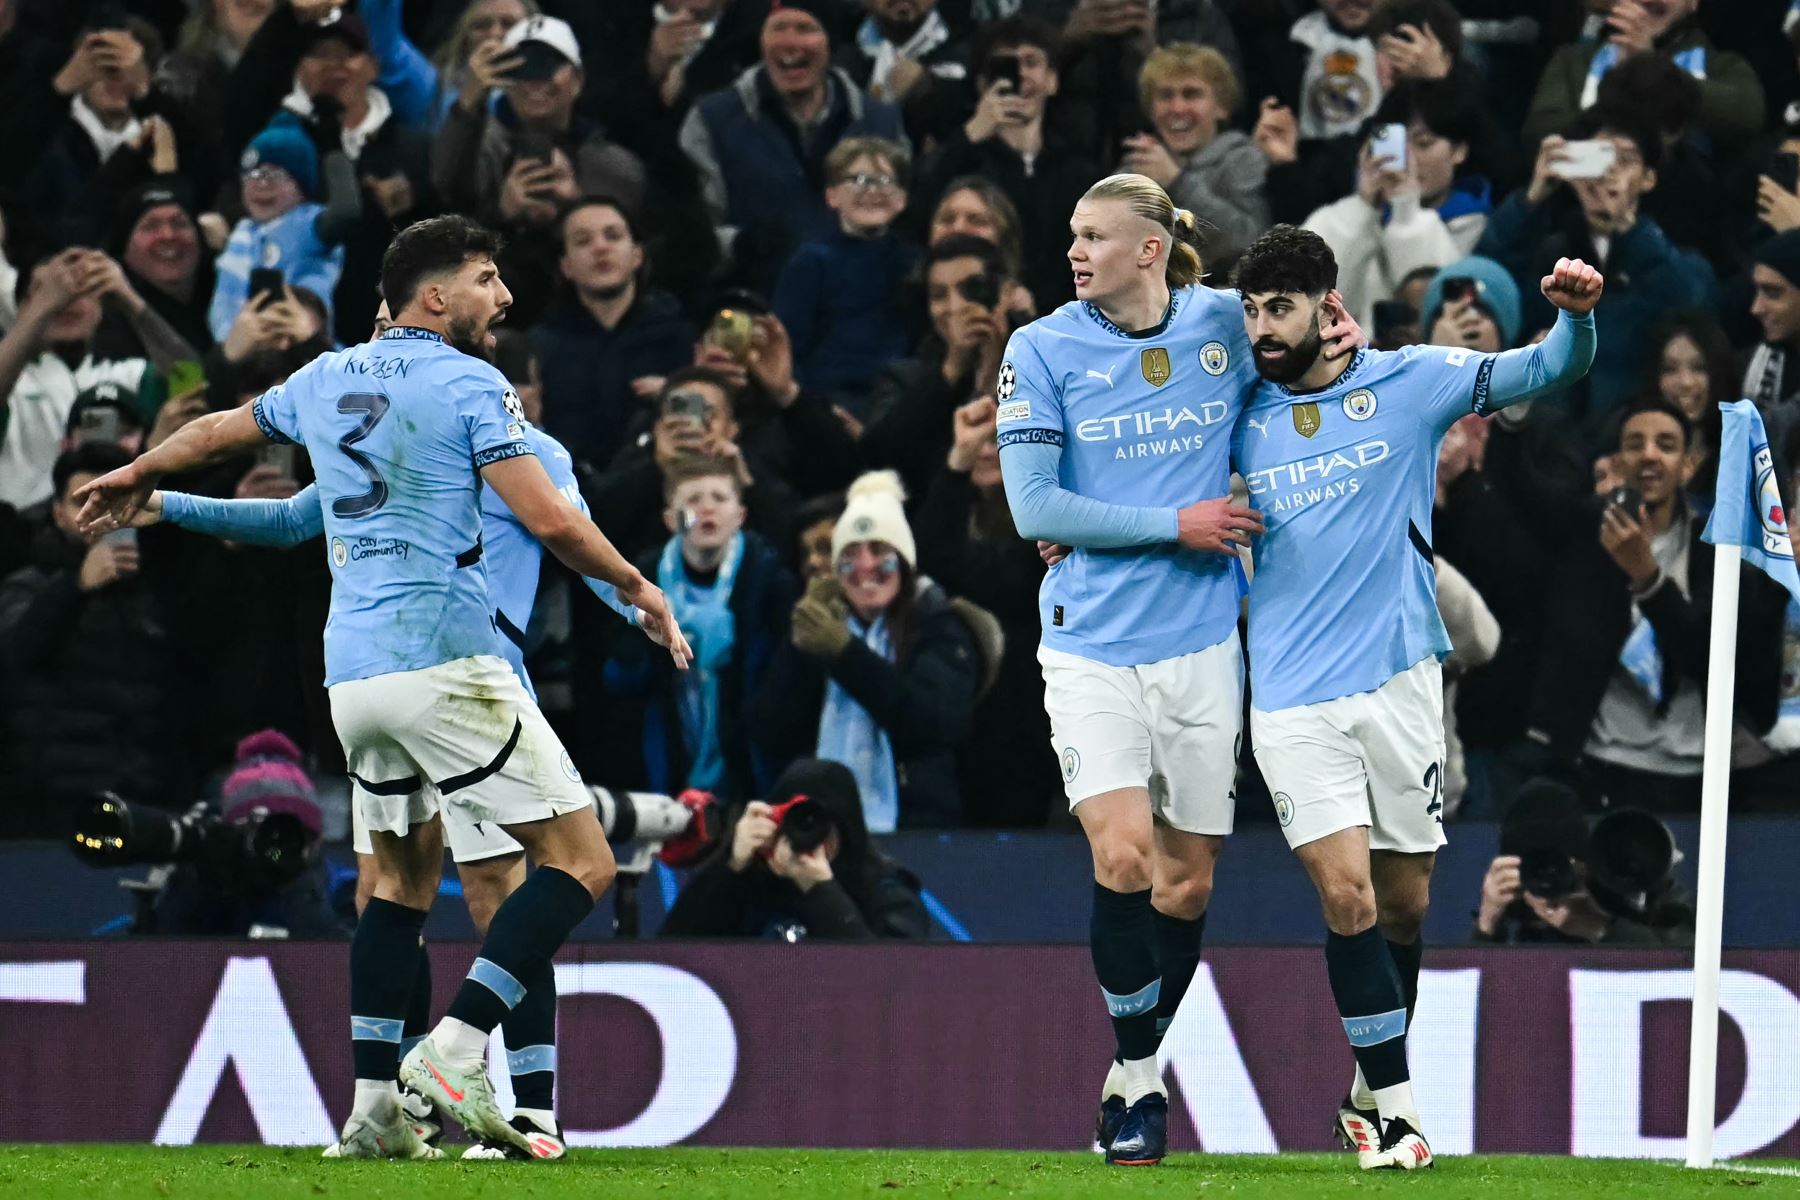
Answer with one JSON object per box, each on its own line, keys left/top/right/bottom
{"left": 1092, "top": 841, "right": 1153, "bottom": 892}
{"left": 1378, "top": 896, "right": 1429, "bottom": 943}
{"left": 1318, "top": 878, "right": 1378, "bottom": 934}
{"left": 1152, "top": 876, "right": 1212, "bottom": 920}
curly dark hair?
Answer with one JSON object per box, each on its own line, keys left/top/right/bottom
{"left": 1232, "top": 224, "right": 1338, "bottom": 298}
{"left": 379, "top": 215, "right": 504, "bottom": 312}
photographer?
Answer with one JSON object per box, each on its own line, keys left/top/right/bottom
{"left": 1473, "top": 782, "right": 1694, "bottom": 945}
{"left": 660, "top": 757, "right": 928, "bottom": 940}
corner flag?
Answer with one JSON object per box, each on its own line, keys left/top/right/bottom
{"left": 1702, "top": 399, "right": 1800, "bottom": 605}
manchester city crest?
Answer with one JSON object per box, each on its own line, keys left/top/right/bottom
{"left": 1292, "top": 401, "right": 1322, "bottom": 438}
{"left": 1756, "top": 446, "right": 1792, "bottom": 559}
{"left": 1342, "top": 388, "right": 1377, "bottom": 421}
{"left": 1273, "top": 792, "right": 1295, "bottom": 827}
{"left": 1199, "top": 341, "right": 1229, "bottom": 376}
{"left": 1061, "top": 747, "right": 1081, "bottom": 783}
{"left": 1140, "top": 347, "right": 1172, "bottom": 388}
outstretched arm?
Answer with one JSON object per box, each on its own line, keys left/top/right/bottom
{"left": 1475, "top": 258, "right": 1603, "bottom": 415}
{"left": 76, "top": 404, "right": 269, "bottom": 532}
{"left": 155, "top": 484, "right": 325, "bottom": 547}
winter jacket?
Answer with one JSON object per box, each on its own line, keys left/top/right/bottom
{"left": 750, "top": 580, "right": 980, "bottom": 828}
{"left": 1158, "top": 131, "right": 1270, "bottom": 274}
{"left": 604, "top": 531, "right": 797, "bottom": 801}
{"left": 773, "top": 228, "right": 920, "bottom": 397}
{"left": 1305, "top": 178, "right": 1491, "bottom": 327}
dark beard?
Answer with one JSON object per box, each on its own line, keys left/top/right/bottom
{"left": 447, "top": 313, "right": 493, "bottom": 360}
{"left": 1253, "top": 326, "right": 1324, "bottom": 384}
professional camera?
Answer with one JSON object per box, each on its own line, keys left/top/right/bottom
{"left": 760, "top": 794, "right": 833, "bottom": 857}
{"left": 591, "top": 787, "right": 721, "bottom": 937}
{"left": 72, "top": 792, "right": 317, "bottom": 893}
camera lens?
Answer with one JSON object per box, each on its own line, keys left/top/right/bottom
{"left": 781, "top": 799, "right": 833, "bottom": 856}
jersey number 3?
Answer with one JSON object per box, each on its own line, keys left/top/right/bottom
{"left": 333, "top": 392, "right": 390, "bottom": 519}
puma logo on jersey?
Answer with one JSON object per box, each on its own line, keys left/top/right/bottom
{"left": 1247, "top": 416, "right": 1273, "bottom": 438}
{"left": 1086, "top": 366, "right": 1116, "bottom": 387}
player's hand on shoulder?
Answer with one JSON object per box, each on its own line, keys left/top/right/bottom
{"left": 1540, "top": 257, "right": 1604, "bottom": 316}
{"left": 1176, "top": 496, "right": 1264, "bottom": 554}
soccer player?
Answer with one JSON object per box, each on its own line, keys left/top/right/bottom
{"left": 1230, "top": 226, "right": 1601, "bottom": 1169}
{"left": 996, "top": 173, "right": 1357, "bottom": 1166}
{"left": 76, "top": 216, "right": 691, "bottom": 1160}
{"left": 130, "top": 387, "right": 646, "bottom": 1161}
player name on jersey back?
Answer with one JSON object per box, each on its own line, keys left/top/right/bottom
{"left": 252, "top": 326, "right": 534, "bottom": 685}
{"left": 998, "top": 287, "right": 1258, "bottom": 668}
{"left": 1232, "top": 345, "right": 1491, "bottom": 711}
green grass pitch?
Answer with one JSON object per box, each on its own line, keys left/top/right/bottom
{"left": 2, "top": 1146, "right": 1798, "bottom": 1199}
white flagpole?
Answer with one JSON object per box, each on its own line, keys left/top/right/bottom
{"left": 1684, "top": 542, "right": 1741, "bottom": 1169}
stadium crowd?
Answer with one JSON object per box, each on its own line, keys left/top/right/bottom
{"left": 0, "top": 0, "right": 1797, "bottom": 861}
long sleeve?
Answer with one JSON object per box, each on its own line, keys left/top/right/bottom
{"left": 1435, "top": 557, "right": 1501, "bottom": 676}
{"left": 1168, "top": 139, "right": 1269, "bottom": 262}
{"left": 431, "top": 100, "right": 489, "bottom": 216}
{"left": 794, "top": 880, "right": 875, "bottom": 939}
{"left": 222, "top": 4, "right": 304, "bottom": 160}
{"left": 1695, "top": 49, "right": 1766, "bottom": 146}
{"left": 312, "top": 151, "right": 365, "bottom": 246}
{"left": 658, "top": 856, "right": 755, "bottom": 936}
{"left": 360, "top": 0, "right": 441, "bottom": 131}
{"left": 998, "top": 437, "right": 1178, "bottom": 547}
{"left": 0, "top": 566, "right": 82, "bottom": 673}
{"left": 1475, "top": 310, "right": 1596, "bottom": 414}
{"left": 677, "top": 105, "right": 732, "bottom": 240}
{"left": 160, "top": 486, "right": 324, "bottom": 547}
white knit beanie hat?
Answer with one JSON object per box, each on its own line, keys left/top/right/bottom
{"left": 831, "top": 470, "right": 916, "bottom": 568}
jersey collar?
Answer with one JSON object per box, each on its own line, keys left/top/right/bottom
{"left": 1082, "top": 287, "right": 1183, "bottom": 340}
{"left": 379, "top": 326, "right": 446, "bottom": 344}
{"left": 1272, "top": 347, "right": 1368, "bottom": 397}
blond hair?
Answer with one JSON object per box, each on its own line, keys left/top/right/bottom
{"left": 825, "top": 136, "right": 911, "bottom": 188}
{"left": 1139, "top": 42, "right": 1241, "bottom": 120}
{"left": 1081, "top": 173, "right": 1205, "bottom": 288}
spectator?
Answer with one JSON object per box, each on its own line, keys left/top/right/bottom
{"left": 585, "top": 368, "right": 799, "bottom": 564}
{"left": 835, "top": 0, "right": 973, "bottom": 148}
{"left": 1477, "top": 107, "right": 1716, "bottom": 432}
{"left": 1369, "top": 0, "right": 1461, "bottom": 91}
{"left": 1745, "top": 230, "right": 1800, "bottom": 408}
{"left": 773, "top": 136, "right": 919, "bottom": 400}
{"left": 163, "top": 0, "right": 275, "bottom": 119}
{"left": 1120, "top": 43, "right": 1268, "bottom": 272}
{"left": 792, "top": 490, "right": 846, "bottom": 582}
{"left": 1472, "top": 783, "right": 1696, "bottom": 944}
{"left": 1595, "top": 51, "right": 1721, "bottom": 267}
{"left": 1524, "top": 0, "right": 1764, "bottom": 154}
{"left": 1526, "top": 399, "right": 1786, "bottom": 812}
{"left": 207, "top": 123, "right": 357, "bottom": 344}
{"left": 605, "top": 458, "right": 797, "bottom": 799}
{"left": 925, "top": 174, "right": 1026, "bottom": 280}
{"left": 681, "top": 0, "right": 907, "bottom": 292}
{"left": 915, "top": 396, "right": 1058, "bottom": 825}
{"left": 63, "top": 381, "right": 146, "bottom": 457}
{"left": 859, "top": 234, "right": 1020, "bottom": 495}
{"left": 752, "top": 470, "right": 982, "bottom": 830}
{"left": 435, "top": 16, "right": 647, "bottom": 234}
{"left": 911, "top": 17, "right": 1099, "bottom": 308}
{"left": 590, "top": 0, "right": 769, "bottom": 124}
{"left": 533, "top": 197, "right": 695, "bottom": 472}
{"left": 0, "top": 443, "right": 191, "bottom": 838}
{"left": 659, "top": 757, "right": 929, "bottom": 939}
{"left": 1417, "top": 254, "right": 1520, "bottom": 354}
{"left": 360, "top": 0, "right": 533, "bottom": 132}
{"left": 0, "top": 251, "right": 155, "bottom": 511}
{"left": 91, "top": 180, "right": 215, "bottom": 361}
{"left": 1305, "top": 79, "right": 1494, "bottom": 326}
{"left": 1638, "top": 311, "right": 1733, "bottom": 503}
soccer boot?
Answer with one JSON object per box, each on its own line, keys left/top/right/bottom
{"left": 1333, "top": 1094, "right": 1380, "bottom": 1154}
{"left": 400, "top": 1035, "right": 531, "bottom": 1156}
{"left": 1359, "top": 1116, "right": 1434, "bottom": 1170}
{"left": 1105, "top": 1093, "right": 1168, "bottom": 1166}
{"left": 1093, "top": 1095, "right": 1128, "bottom": 1153}
{"left": 463, "top": 1113, "right": 568, "bottom": 1161}
{"left": 324, "top": 1104, "right": 444, "bottom": 1160}
{"left": 401, "top": 1084, "right": 443, "bottom": 1148}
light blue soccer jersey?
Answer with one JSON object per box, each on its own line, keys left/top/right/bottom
{"left": 252, "top": 326, "right": 533, "bottom": 685}
{"left": 997, "top": 285, "right": 1259, "bottom": 667}
{"left": 1232, "top": 332, "right": 1578, "bottom": 711}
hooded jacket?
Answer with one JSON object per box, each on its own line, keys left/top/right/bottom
{"left": 659, "top": 758, "right": 929, "bottom": 939}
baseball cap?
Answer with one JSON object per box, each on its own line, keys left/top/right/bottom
{"left": 66, "top": 381, "right": 144, "bottom": 443}
{"left": 298, "top": 12, "right": 370, "bottom": 56}
{"left": 501, "top": 15, "right": 582, "bottom": 80}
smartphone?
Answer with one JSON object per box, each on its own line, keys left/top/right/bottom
{"left": 100, "top": 527, "right": 138, "bottom": 549}
{"left": 1773, "top": 152, "right": 1800, "bottom": 195}
{"left": 707, "top": 308, "right": 755, "bottom": 362}
{"left": 257, "top": 442, "right": 297, "bottom": 476}
{"left": 1552, "top": 139, "right": 1618, "bottom": 181}
{"left": 662, "top": 388, "right": 711, "bottom": 427}
{"left": 74, "top": 406, "right": 125, "bottom": 446}
{"left": 985, "top": 53, "right": 1022, "bottom": 92}
{"left": 1440, "top": 276, "right": 1478, "bottom": 306}
{"left": 515, "top": 129, "right": 555, "bottom": 166}
{"left": 248, "top": 267, "right": 285, "bottom": 307}
{"left": 166, "top": 360, "right": 205, "bottom": 398}
{"left": 1607, "top": 485, "right": 1644, "bottom": 515}
{"left": 1368, "top": 123, "right": 1408, "bottom": 171}
{"left": 956, "top": 272, "right": 1001, "bottom": 309}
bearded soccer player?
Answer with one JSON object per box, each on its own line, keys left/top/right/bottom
{"left": 1231, "top": 226, "right": 1600, "bottom": 1169}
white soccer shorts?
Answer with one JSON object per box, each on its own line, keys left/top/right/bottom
{"left": 1251, "top": 657, "right": 1449, "bottom": 854}
{"left": 350, "top": 788, "right": 524, "bottom": 864}
{"left": 330, "top": 655, "right": 591, "bottom": 853}
{"left": 1038, "top": 632, "right": 1244, "bottom": 836}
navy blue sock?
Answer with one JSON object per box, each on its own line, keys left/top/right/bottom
{"left": 447, "top": 867, "right": 593, "bottom": 1034}
{"left": 351, "top": 898, "right": 428, "bottom": 1082}
{"left": 401, "top": 939, "right": 431, "bottom": 1062}
{"left": 1326, "top": 927, "right": 1410, "bottom": 1090}
{"left": 1387, "top": 937, "right": 1423, "bottom": 1027}
{"left": 504, "top": 958, "right": 557, "bottom": 1112}
{"left": 1090, "top": 883, "right": 1160, "bottom": 1062}
{"left": 1152, "top": 909, "right": 1206, "bottom": 1046}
